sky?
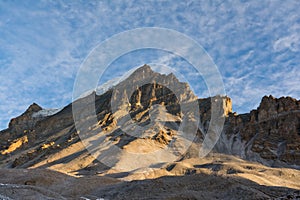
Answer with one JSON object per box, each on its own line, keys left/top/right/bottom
{"left": 0, "top": 0, "right": 299, "bottom": 130}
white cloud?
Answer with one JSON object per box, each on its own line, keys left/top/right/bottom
{"left": 0, "top": 0, "right": 299, "bottom": 129}
{"left": 273, "top": 34, "right": 300, "bottom": 52}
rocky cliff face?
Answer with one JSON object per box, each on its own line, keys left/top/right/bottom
{"left": 216, "top": 95, "right": 300, "bottom": 168}
{"left": 0, "top": 65, "right": 299, "bottom": 171}
{"left": 0, "top": 103, "right": 42, "bottom": 153}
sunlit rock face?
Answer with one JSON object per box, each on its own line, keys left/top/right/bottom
{"left": 0, "top": 65, "right": 199, "bottom": 170}
{"left": 0, "top": 65, "right": 299, "bottom": 172}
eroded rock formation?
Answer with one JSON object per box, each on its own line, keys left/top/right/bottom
{"left": 0, "top": 65, "right": 299, "bottom": 171}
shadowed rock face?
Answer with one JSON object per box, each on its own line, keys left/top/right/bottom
{"left": 215, "top": 95, "right": 300, "bottom": 168}
{"left": 0, "top": 65, "right": 299, "bottom": 171}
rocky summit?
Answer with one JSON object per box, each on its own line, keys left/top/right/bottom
{"left": 0, "top": 65, "right": 299, "bottom": 199}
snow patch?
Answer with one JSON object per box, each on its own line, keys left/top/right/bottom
{"left": 77, "top": 68, "right": 135, "bottom": 99}
{"left": 0, "top": 183, "right": 20, "bottom": 188}
{"left": 80, "top": 197, "right": 105, "bottom": 200}
{"left": 32, "top": 108, "right": 63, "bottom": 118}
{"left": 95, "top": 77, "right": 122, "bottom": 95}
{"left": 77, "top": 77, "right": 122, "bottom": 99}
{"left": 0, "top": 194, "right": 13, "bottom": 200}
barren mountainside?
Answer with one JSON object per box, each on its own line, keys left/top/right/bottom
{"left": 1, "top": 65, "right": 299, "bottom": 170}
{"left": 0, "top": 65, "right": 299, "bottom": 199}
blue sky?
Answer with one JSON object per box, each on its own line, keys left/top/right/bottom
{"left": 0, "top": 0, "right": 299, "bottom": 130}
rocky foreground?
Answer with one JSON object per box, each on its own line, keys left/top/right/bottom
{"left": 0, "top": 154, "right": 300, "bottom": 199}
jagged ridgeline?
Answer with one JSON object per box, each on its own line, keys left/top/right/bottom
{"left": 0, "top": 65, "right": 299, "bottom": 172}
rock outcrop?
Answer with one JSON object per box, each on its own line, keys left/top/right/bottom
{"left": 0, "top": 103, "right": 42, "bottom": 153}
{"left": 216, "top": 95, "right": 300, "bottom": 168}
{"left": 0, "top": 65, "right": 299, "bottom": 171}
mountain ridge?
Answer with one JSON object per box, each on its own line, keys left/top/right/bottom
{"left": 0, "top": 65, "right": 299, "bottom": 171}
{"left": 1, "top": 65, "right": 300, "bottom": 199}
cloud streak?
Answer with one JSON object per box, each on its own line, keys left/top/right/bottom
{"left": 0, "top": 0, "right": 299, "bottom": 129}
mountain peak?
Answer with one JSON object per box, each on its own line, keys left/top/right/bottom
{"left": 1, "top": 64, "right": 300, "bottom": 177}
{"left": 125, "top": 64, "right": 155, "bottom": 82}
{"left": 124, "top": 65, "right": 180, "bottom": 84}
{"left": 25, "top": 103, "right": 43, "bottom": 114}
{"left": 7, "top": 103, "right": 42, "bottom": 133}
{"left": 134, "top": 64, "right": 152, "bottom": 74}
{"left": 110, "top": 65, "right": 198, "bottom": 110}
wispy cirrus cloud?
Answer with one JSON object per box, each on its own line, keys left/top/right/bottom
{"left": 0, "top": 0, "right": 299, "bottom": 129}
